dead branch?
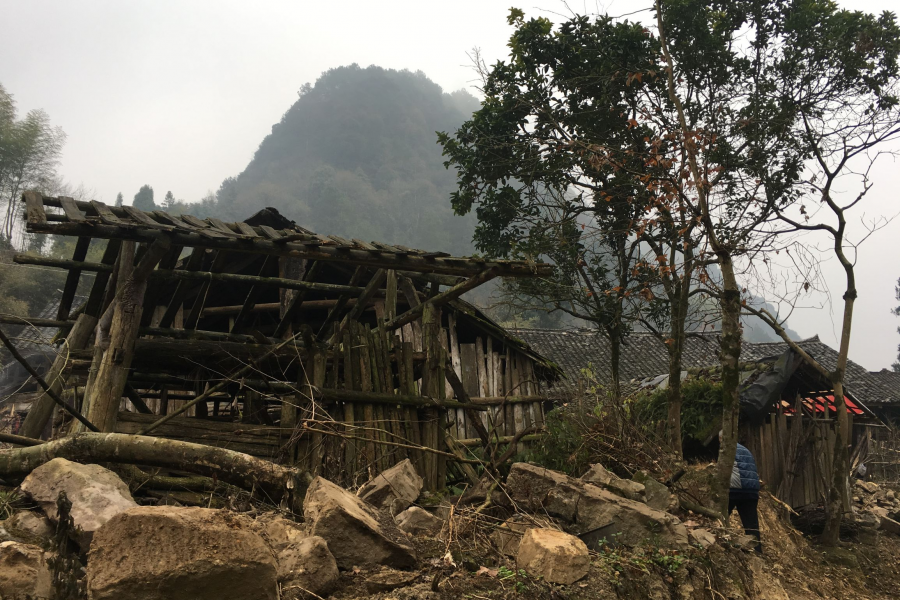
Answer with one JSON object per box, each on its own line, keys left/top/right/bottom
{"left": 0, "top": 433, "right": 311, "bottom": 511}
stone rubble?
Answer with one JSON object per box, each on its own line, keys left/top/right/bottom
{"left": 357, "top": 458, "right": 424, "bottom": 515}
{"left": 20, "top": 458, "right": 138, "bottom": 548}
{"left": 516, "top": 528, "right": 590, "bottom": 585}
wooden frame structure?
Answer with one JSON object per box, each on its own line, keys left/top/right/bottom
{"left": 7, "top": 193, "right": 558, "bottom": 490}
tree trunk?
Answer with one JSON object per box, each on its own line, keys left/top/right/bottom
{"left": 20, "top": 313, "right": 97, "bottom": 439}
{"left": 715, "top": 254, "right": 743, "bottom": 517}
{"left": 0, "top": 433, "right": 311, "bottom": 511}
{"left": 822, "top": 294, "right": 855, "bottom": 544}
{"left": 666, "top": 317, "right": 685, "bottom": 457}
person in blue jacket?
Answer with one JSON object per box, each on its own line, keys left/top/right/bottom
{"left": 720, "top": 430, "right": 762, "bottom": 553}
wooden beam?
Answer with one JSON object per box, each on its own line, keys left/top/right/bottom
{"left": 384, "top": 267, "right": 501, "bottom": 332}
{"left": 57, "top": 236, "right": 91, "bottom": 321}
{"left": 14, "top": 254, "right": 370, "bottom": 296}
{"left": 84, "top": 239, "right": 122, "bottom": 318}
{"left": 333, "top": 269, "right": 387, "bottom": 337}
{"left": 230, "top": 256, "right": 272, "bottom": 333}
{"left": 0, "top": 324, "right": 99, "bottom": 432}
{"left": 316, "top": 266, "right": 365, "bottom": 340}
{"left": 29, "top": 197, "right": 552, "bottom": 278}
{"left": 384, "top": 269, "right": 398, "bottom": 321}
{"left": 274, "top": 261, "right": 321, "bottom": 338}
{"left": 84, "top": 239, "right": 170, "bottom": 432}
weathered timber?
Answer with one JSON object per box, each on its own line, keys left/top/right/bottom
{"left": 274, "top": 261, "right": 321, "bottom": 338}
{"left": 84, "top": 239, "right": 123, "bottom": 318}
{"left": 0, "top": 432, "right": 43, "bottom": 447}
{"left": 334, "top": 269, "right": 386, "bottom": 339}
{"left": 158, "top": 246, "right": 206, "bottom": 328}
{"left": 0, "top": 324, "right": 99, "bottom": 433}
{"left": 29, "top": 197, "right": 552, "bottom": 277}
{"left": 19, "top": 313, "right": 99, "bottom": 438}
{"left": 57, "top": 236, "right": 91, "bottom": 321}
{"left": 316, "top": 266, "right": 365, "bottom": 340}
{"left": 85, "top": 239, "right": 170, "bottom": 432}
{"left": 0, "top": 433, "right": 311, "bottom": 510}
{"left": 136, "top": 329, "right": 309, "bottom": 435}
{"left": 14, "top": 254, "right": 369, "bottom": 296}
{"left": 383, "top": 267, "right": 501, "bottom": 332}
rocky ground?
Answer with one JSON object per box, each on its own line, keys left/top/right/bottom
{"left": 0, "top": 456, "right": 898, "bottom": 600}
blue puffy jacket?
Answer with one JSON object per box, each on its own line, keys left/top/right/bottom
{"left": 730, "top": 443, "right": 760, "bottom": 499}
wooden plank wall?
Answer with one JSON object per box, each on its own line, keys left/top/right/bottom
{"left": 443, "top": 314, "right": 544, "bottom": 446}
{"left": 746, "top": 407, "right": 847, "bottom": 509}
{"left": 111, "top": 311, "right": 545, "bottom": 491}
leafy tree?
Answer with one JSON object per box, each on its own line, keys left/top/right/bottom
{"left": 114, "top": 192, "right": 124, "bottom": 207}
{"left": 132, "top": 185, "right": 155, "bottom": 211}
{"left": 163, "top": 190, "right": 175, "bottom": 211}
{"left": 0, "top": 82, "right": 66, "bottom": 242}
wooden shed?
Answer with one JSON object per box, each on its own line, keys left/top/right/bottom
{"left": 4, "top": 193, "right": 558, "bottom": 490}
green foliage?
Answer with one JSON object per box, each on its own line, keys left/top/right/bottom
{"left": 132, "top": 184, "right": 156, "bottom": 211}
{"left": 0, "top": 489, "right": 22, "bottom": 520}
{"left": 0, "top": 82, "right": 66, "bottom": 241}
{"left": 211, "top": 65, "right": 480, "bottom": 254}
{"left": 517, "top": 406, "right": 590, "bottom": 476}
{"left": 497, "top": 565, "right": 530, "bottom": 593}
{"left": 636, "top": 378, "right": 724, "bottom": 443}
{"left": 597, "top": 540, "right": 685, "bottom": 578}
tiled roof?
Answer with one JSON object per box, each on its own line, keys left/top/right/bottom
{"left": 509, "top": 328, "right": 900, "bottom": 406}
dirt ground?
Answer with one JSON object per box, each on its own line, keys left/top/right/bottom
{"left": 325, "top": 491, "right": 900, "bottom": 600}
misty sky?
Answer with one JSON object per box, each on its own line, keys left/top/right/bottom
{"left": 2, "top": 0, "right": 899, "bottom": 371}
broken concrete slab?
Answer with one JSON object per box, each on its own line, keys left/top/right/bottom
{"left": 86, "top": 506, "right": 278, "bottom": 600}
{"left": 508, "top": 463, "right": 689, "bottom": 548}
{"left": 357, "top": 459, "right": 424, "bottom": 515}
{"left": 516, "top": 528, "right": 590, "bottom": 585}
{"left": 277, "top": 536, "right": 340, "bottom": 599}
{"left": 0, "top": 541, "right": 52, "bottom": 600}
{"left": 304, "top": 476, "right": 417, "bottom": 570}
{"left": 20, "top": 458, "right": 137, "bottom": 548}
{"left": 873, "top": 507, "right": 900, "bottom": 536}
{"left": 395, "top": 506, "right": 443, "bottom": 537}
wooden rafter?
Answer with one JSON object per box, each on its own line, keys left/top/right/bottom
{"left": 25, "top": 196, "right": 552, "bottom": 278}
{"left": 57, "top": 236, "right": 91, "bottom": 321}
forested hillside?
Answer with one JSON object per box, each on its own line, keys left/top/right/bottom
{"left": 212, "top": 65, "right": 480, "bottom": 255}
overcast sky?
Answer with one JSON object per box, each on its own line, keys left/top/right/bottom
{"left": 2, "top": 0, "right": 899, "bottom": 371}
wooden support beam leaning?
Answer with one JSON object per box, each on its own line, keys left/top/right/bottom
{"left": 274, "top": 261, "right": 321, "bottom": 338}
{"left": 14, "top": 254, "right": 370, "bottom": 296}
{"left": 0, "top": 325, "right": 99, "bottom": 432}
{"left": 316, "top": 266, "right": 365, "bottom": 340}
{"left": 383, "top": 267, "right": 501, "bottom": 332}
{"left": 57, "top": 236, "right": 91, "bottom": 321}
{"left": 84, "top": 239, "right": 170, "bottom": 432}
{"left": 27, "top": 197, "right": 552, "bottom": 278}
{"left": 230, "top": 256, "right": 272, "bottom": 333}
{"left": 330, "top": 269, "right": 386, "bottom": 341}
{"left": 19, "top": 313, "right": 99, "bottom": 438}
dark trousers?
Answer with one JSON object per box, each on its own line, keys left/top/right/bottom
{"left": 728, "top": 497, "right": 762, "bottom": 551}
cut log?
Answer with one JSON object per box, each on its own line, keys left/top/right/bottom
{"left": 0, "top": 433, "right": 311, "bottom": 511}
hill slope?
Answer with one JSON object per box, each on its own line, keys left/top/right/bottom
{"left": 214, "top": 65, "right": 479, "bottom": 254}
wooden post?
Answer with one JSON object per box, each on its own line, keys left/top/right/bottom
{"left": 84, "top": 239, "right": 169, "bottom": 432}
{"left": 20, "top": 313, "right": 98, "bottom": 438}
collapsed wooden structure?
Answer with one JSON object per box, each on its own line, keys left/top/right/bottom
{"left": 4, "top": 193, "right": 558, "bottom": 490}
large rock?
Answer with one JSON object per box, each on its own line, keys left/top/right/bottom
{"left": 0, "top": 541, "right": 52, "bottom": 600}
{"left": 516, "top": 528, "right": 590, "bottom": 585}
{"left": 581, "top": 464, "right": 645, "bottom": 501}
{"left": 507, "top": 463, "right": 688, "bottom": 547}
{"left": 86, "top": 506, "right": 278, "bottom": 600}
{"left": 357, "top": 459, "right": 423, "bottom": 515}
{"left": 492, "top": 514, "right": 557, "bottom": 557}
{"left": 253, "top": 512, "right": 307, "bottom": 550}
{"left": 395, "top": 506, "right": 443, "bottom": 536}
{"left": 632, "top": 471, "right": 677, "bottom": 512}
{"left": 5, "top": 511, "right": 54, "bottom": 545}
{"left": 20, "top": 458, "right": 137, "bottom": 547}
{"left": 277, "top": 536, "right": 340, "bottom": 599}
{"left": 304, "top": 477, "right": 417, "bottom": 569}
{"left": 873, "top": 507, "right": 900, "bottom": 536}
